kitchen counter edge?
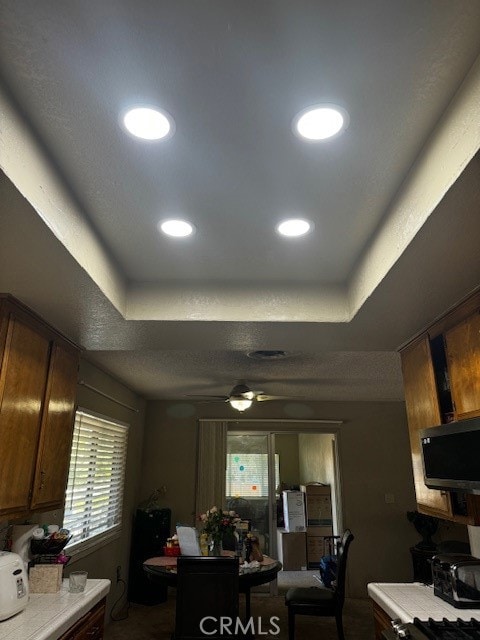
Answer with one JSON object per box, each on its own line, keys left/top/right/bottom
{"left": 367, "top": 581, "right": 480, "bottom": 623}
{"left": 0, "top": 578, "right": 111, "bottom": 640}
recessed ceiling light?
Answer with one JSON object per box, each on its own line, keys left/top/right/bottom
{"left": 276, "top": 218, "right": 313, "bottom": 237}
{"left": 293, "top": 104, "right": 349, "bottom": 141}
{"left": 122, "top": 106, "right": 174, "bottom": 140}
{"left": 159, "top": 219, "right": 195, "bottom": 238}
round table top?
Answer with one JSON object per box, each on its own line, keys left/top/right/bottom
{"left": 143, "top": 554, "right": 282, "bottom": 590}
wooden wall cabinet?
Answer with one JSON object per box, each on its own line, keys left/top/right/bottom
{"left": 400, "top": 291, "right": 480, "bottom": 525}
{"left": 58, "top": 598, "right": 106, "bottom": 640}
{"left": 0, "top": 294, "right": 80, "bottom": 519}
{"left": 445, "top": 311, "right": 480, "bottom": 420}
{"left": 401, "top": 335, "right": 453, "bottom": 521}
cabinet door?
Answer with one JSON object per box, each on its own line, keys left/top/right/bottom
{"left": 30, "top": 342, "right": 79, "bottom": 510}
{"left": 57, "top": 600, "right": 105, "bottom": 640}
{"left": 401, "top": 336, "right": 453, "bottom": 519}
{"left": 75, "top": 601, "right": 105, "bottom": 640}
{"left": 445, "top": 311, "right": 480, "bottom": 420}
{"left": 0, "top": 313, "right": 50, "bottom": 516}
{"left": 372, "top": 601, "right": 392, "bottom": 640}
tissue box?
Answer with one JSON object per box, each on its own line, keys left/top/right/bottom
{"left": 29, "top": 565, "right": 63, "bottom": 593}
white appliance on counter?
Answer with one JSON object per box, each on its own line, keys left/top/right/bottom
{"left": 10, "top": 524, "right": 38, "bottom": 572}
{"left": 0, "top": 551, "right": 29, "bottom": 621}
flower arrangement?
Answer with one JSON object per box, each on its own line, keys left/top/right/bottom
{"left": 198, "top": 506, "right": 240, "bottom": 547}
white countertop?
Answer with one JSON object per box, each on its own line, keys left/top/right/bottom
{"left": 0, "top": 578, "right": 110, "bottom": 640}
{"left": 368, "top": 582, "right": 480, "bottom": 622}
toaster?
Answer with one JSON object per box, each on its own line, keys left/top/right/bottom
{"left": 431, "top": 553, "right": 480, "bottom": 608}
{"left": 0, "top": 551, "right": 29, "bottom": 620}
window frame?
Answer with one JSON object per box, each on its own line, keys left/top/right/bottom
{"left": 63, "top": 408, "right": 129, "bottom": 558}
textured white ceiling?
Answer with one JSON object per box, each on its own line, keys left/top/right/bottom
{"left": 0, "top": 1, "right": 479, "bottom": 403}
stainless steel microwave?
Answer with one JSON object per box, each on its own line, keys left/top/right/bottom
{"left": 420, "top": 417, "right": 480, "bottom": 494}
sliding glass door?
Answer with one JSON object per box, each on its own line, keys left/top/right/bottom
{"left": 225, "top": 426, "right": 342, "bottom": 566}
{"left": 225, "top": 433, "right": 278, "bottom": 555}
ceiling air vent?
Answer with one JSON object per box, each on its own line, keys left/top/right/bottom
{"left": 247, "top": 350, "right": 292, "bottom": 360}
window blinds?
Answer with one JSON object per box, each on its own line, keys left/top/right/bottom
{"left": 226, "top": 453, "right": 280, "bottom": 497}
{"left": 63, "top": 409, "right": 128, "bottom": 547}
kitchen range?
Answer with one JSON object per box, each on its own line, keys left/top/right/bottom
{"left": 384, "top": 617, "right": 480, "bottom": 640}
{"left": 369, "top": 576, "right": 480, "bottom": 640}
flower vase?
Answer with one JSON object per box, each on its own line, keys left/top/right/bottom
{"left": 209, "top": 537, "right": 223, "bottom": 556}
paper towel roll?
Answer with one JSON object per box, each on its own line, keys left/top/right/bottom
{"left": 11, "top": 524, "right": 39, "bottom": 564}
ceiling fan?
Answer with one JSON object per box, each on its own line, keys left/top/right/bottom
{"left": 187, "top": 383, "right": 298, "bottom": 412}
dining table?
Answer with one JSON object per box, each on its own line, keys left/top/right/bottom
{"left": 143, "top": 553, "right": 282, "bottom": 620}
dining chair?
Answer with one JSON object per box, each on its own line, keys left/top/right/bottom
{"left": 285, "top": 529, "right": 354, "bottom": 640}
{"left": 174, "top": 556, "right": 239, "bottom": 640}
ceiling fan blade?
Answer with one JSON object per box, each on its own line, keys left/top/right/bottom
{"left": 255, "top": 394, "right": 305, "bottom": 402}
{"left": 185, "top": 394, "right": 229, "bottom": 401}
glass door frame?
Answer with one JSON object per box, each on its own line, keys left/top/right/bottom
{"left": 227, "top": 419, "right": 343, "bottom": 562}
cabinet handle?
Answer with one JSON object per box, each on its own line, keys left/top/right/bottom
{"left": 86, "top": 627, "right": 99, "bottom": 636}
{"left": 39, "top": 470, "right": 46, "bottom": 490}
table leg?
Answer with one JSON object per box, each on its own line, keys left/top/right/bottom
{"left": 245, "top": 586, "right": 251, "bottom": 621}
{"left": 243, "top": 586, "right": 255, "bottom": 639}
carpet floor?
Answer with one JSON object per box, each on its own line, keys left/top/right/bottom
{"left": 105, "top": 572, "right": 375, "bottom": 640}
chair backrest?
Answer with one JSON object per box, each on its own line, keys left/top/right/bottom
{"left": 175, "top": 556, "right": 239, "bottom": 640}
{"left": 227, "top": 497, "right": 253, "bottom": 520}
{"left": 332, "top": 529, "right": 354, "bottom": 606}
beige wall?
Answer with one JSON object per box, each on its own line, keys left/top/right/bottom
{"left": 298, "top": 433, "right": 335, "bottom": 486}
{"left": 140, "top": 402, "right": 199, "bottom": 530}
{"left": 141, "top": 400, "right": 421, "bottom": 598}
{"left": 298, "top": 433, "right": 338, "bottom": 531}
{"left": 275, "top": 434, "right": 300, "bottom": 487}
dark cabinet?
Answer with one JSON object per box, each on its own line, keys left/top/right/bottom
{"left": 58, "top": 598, "right": 106, "bottom": 640}
{"left": 0, "top": 294, "right": 79, "bottom": 519}
{"left": 445, "top": 311, "right": 480, "bottom": 420}
{"left": 400, "top": 290, "right": 480, "bottom": 524}
{"left": 128, "top": 507, "right": 171, "bottom": 605}
{"left": 401, "top": 336, "right": 452, "bottom": 520}
{"left": 31, "top": 341, "right": 79, "bottom": 511}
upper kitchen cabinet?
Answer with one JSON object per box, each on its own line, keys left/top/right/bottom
{"left": 401, "top": 335, "right": 452, "bottom": 520}
{"left": 400, "top": 289, "right": 480, "bottom": 524}
{"left": 445, "top": 311, "right": 480, "bottom": 420}
{"left": 30, "top": 341, "right": 79, "bottom": 511}
{"left": 0, "top": 295, "right": 80, "bottom": 519}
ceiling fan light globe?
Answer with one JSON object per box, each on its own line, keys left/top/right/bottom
{"left": 229, "top": 399, "right": 253, "bottom": 412}
{"left": 230, "top": 384, "right": 255, "bottom": 400}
